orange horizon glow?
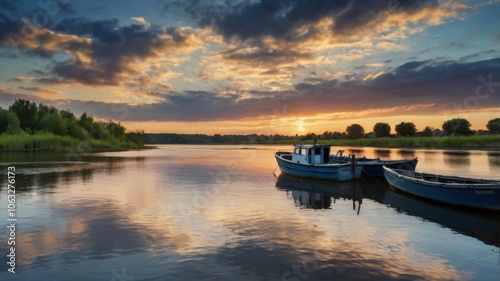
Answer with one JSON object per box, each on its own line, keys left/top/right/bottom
{"left": 123, "top": 110, "right": 498, "bottom": 135}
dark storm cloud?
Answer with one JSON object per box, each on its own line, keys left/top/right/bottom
{"left": 168, "top": 0, "right": 441, "bottom": 66}
{"left": 50, "top": 18, "right": 195, "bottom": 85}
{"left": 56, "top": 57, "right": 500, "bottom": 122}
{"left": 53, "top": 18, "right": 122, "bottom": 43}
{"left": 0, "top": 19, "right": 22, "bottom": 43}
{"left": 222, "top": 47, "right": 312, "bottom": 66}
{"left": 175, "top": 0, "right": 435, "bottom": 42}
{"left": 0, "top": 16, "right": 196, "bottom": 86}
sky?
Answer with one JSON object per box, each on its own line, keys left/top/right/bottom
{"left": 0, "top": 0, "right": 499, "bottom": 135}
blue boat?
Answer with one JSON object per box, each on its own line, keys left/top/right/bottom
{"left": 275, "top": 144, "right": 362, "bottom": 181}
{"left": 383, "top": 166, "right": 500, "bottom": 211}
{"left": 330, "top": 150, "right": 418, "bottom": 177}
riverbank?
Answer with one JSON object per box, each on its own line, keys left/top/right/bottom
{"left": 0, "top": 132, "right": 149, "bottom": 152}
{"left": 145, "top": 134, "right": 500, "bottom": 150}
{"left": 146, "top": 135, "right": 500, "bottom": 150}
{"left": 2, "top": 133, "right": 499, "bottom": 152}
{"left": 292, "top": 135, "right": 500, "bottom": 150}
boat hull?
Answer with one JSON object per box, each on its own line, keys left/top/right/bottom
{"left": 275, "top": 152, "right": 362, "bottom": 181}
{"left": 359, "top": 159, "right": 418, "bottom": 177}
{"left": 330, "top": 156, "right": 418, "bottom": 177}
{"left": 383, "top": 166, "right": 500, "bottom": 211}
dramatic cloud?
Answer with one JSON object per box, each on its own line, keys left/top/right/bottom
{"left": 54, "top": 57, "right": 500, "bottom": 123}
{"left": 1, "top": 0, "right": 499, "bottom": 133}
{"left": 170, "top": 0, "right": 468, "bottom": 67}
{"left": 0, "top": 17, "right": 201, "bottom": 87}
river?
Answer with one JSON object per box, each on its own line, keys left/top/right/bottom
{"left": 0, "top": 145, "right": 499, "bottom": 280}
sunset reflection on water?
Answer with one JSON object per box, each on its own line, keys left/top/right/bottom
{"left": 0, "top": 145, "right": 499, "bottom": 280}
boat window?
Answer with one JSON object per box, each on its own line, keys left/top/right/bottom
{"left": 323, "top": 149, "right": 329, "bottom": 163}
{"left": 294, "top": 147, "right": 300, "bottom": 154}
{"left": 301, "top": 148, "right": 308, "bottom": 155}
{"left": 314, "top": 147, "right": 321, "bottom": 155}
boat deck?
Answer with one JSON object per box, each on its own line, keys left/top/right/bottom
{"left": 395, "top": 169, "right": 496, "bottom": 185}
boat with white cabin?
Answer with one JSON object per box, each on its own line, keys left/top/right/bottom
{"left": 275, "top": 144, "right": 362, "bottom": 181}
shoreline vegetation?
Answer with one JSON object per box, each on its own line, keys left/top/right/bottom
{"left": 144, "top": 133, "right": 500, "bottom": 150}
{"left": 1, "top": 99, "right": 499, "bottom": 152}
{"left": 0, "top": 132, "right": 150, "bottom": 152}
{"left": 144, "top": 118, "right": 500, "bottom": 150}
{"left": 2, "top": 133, "right": 499, "bottom": 152}
{"left": 0, "top": 99, "right": 146, "bottom": 152}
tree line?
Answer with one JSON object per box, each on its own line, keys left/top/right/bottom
{"left": 145, "top": 118, "right": 500, "bottom": 144}
{"left": 346, "top": 118, "right": 500, "bottom": 140}
{"left": 0, "top": 99, "right": 145, "bottom": 147}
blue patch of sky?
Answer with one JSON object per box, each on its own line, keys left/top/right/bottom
{"left": 67, "top": 0, "right": 186, "bottom": 27}
{"left": 404, "top": 3, "right": 500, "bottom": 63}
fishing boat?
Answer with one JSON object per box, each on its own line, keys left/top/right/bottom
{"left": 275, "top": 144, "right": 362, "bottom": 181}
{"left": 383, "top": 166, "right": 500, "bottom": 211}
{"left": 330, "top": 150, "right": 418, "bottom": 177}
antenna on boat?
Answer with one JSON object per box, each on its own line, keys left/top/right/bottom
{"left": 313, "top": 138, "right": 317, "bottom": 146}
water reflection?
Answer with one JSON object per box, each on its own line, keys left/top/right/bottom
{"left": 488, "top": 151, "right": 500, "bottom": 167}
{"left": 384, "top": 189, "right": 500, "bottom": 248}
{"left": 11, "top": 198, "right": 192, "bottom": 268}
{"left": 346, "top": 148, "right": 364, "bottom": 156}
{"left": 1, "top": 146, "right": 499, "bottom": 281}
{"left": 0, "top": 155, "right": 145, "bottom": 193}
{"left": 0, "top": 151, "right": 72, "bottom": 163}
{"left": 443, "top": 151, "right": 471, "bottom": 167}
{"left": 397, "top": 149, "right": 416, "bottom": 158}
{"left": 375, "top": 149, "right": 391, "bottom": 158}
{"left": 275, "top": 173, "right": 388, "bottom": 214}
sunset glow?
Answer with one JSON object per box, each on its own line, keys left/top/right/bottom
{"left": 0, "top": 0, "right": 499, "bottom": 134}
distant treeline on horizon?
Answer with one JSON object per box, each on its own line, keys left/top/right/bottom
{"left": 146, "top": 118, "right": 500, "bottom": 144}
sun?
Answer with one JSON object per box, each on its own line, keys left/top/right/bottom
{"left": 297, "top": 119, "right": 306, "bottom": 133}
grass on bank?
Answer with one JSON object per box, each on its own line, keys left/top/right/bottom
{"left": 0, "top": 132, "right": 145, "bottom": 152}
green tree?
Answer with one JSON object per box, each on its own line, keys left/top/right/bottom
{"left": 59, "top": 110, "right": 87, "bottom": 139}
{"left": 421, "top": 126, "right": 433, "bottom": 137}
{"left": 0, "top": 108, "right": 21, "bottom": 134}
{"left": 346, "top": 124, "right": 365, "bottom": 140}
{"left": 39, "top": 112, "right": 67, "bottom": 136}
{"left": 126, "top": 130, "right": 145, "bottom": 146}
{"left": 373, "top": 122, "right": 391, "bottom": 137}
{"left": 486, "top": 118, "right": 500, "bottom": 134}
{"left": 442, "top": 118, "right": 473, "bottom": 136}
{"left": 92, "top": 122, "right": 111, "bottom": 140}
{"left": 395, "top": 122, "right": 417, "bottom": 137}
{"left": 9, "top": 99, "right": 38, "bottom": 133}
{"left": 105, "top": 120, "right": 126, "bottom": 140}
{"left": 78, "top": 112, "right": 95, "bottom": 133}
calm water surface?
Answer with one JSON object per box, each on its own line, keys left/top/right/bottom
{"left": 0, "top": 145, "right": 499, "bottom": 280}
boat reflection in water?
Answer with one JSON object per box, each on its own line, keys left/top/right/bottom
{"left": 276, "top": 172, "right": 500, "bottom": 248}
{"left": 384, "top": 188, "right": 500, "bottom": 248}
{"left": 275, "top": 173, "right": 386, "bottom": 214}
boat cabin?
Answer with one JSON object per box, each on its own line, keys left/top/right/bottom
{"left": 291, "top": 144, "right": 331, "bottom": 164}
